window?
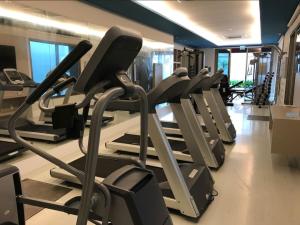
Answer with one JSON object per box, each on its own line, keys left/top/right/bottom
{"left": 216, "top": 51, "right": 230, "bottom": 76}
{"left": 230, "top": 53, "right": 247, "bottom": 82}
{"left": 29, "top": 40, "right": 80, "bottom": 84}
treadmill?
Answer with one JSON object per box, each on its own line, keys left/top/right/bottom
{"left": 0, "top": 73, "right": 26, "bottom": 161}
{"left": 160, "top": 68, "right": 210, "bottom": 135}
{"left": 106, "top": 68, "right": 225, "bottom": 169}
{"left": 200, "top": 69, "right": 236, "bottom": 143}
{"left": 0, "top": 69, "right": 67, "bottom": 142}
{"left": 38, "top": 75, "right": 114, "bottom": 126}
{"left": 0, "top": 140, "right": 25, "bottom": 161}
{"left": 50, "top": 27, "right": 215, "bottom": 219}
{"left": 84, "top": 97, "right": 114, "bottom": 126}
{"left": 162, "top": 69, "right": 236, "bottom": 143}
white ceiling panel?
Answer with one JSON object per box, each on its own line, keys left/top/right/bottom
{"left": 135, "top": 0, "right": 261, "bottom": 46}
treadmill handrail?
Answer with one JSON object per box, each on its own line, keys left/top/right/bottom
{"left": 26, "top": 40, "right": 92, "bottom": 104}
{"left": 39, "top": 81, "right": 109, "bottom": 113}
{"left": 202, "top": 70, "right": 224, "bottom": 90}
{"left": 181, "top": 68, "right": 210, "bottom": 97}
{"left": 211, "top": 69, "right": 224, "bottom": 85}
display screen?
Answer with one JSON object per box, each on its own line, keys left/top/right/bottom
{"left": 5, "top": 70, "right": 23, "bottom": 82}
{"left": 0, "top": 45, "right": 17, "bottom": 71}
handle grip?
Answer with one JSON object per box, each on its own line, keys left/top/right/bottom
{"left": 53, "top": 77, "right": 77, "bottom": 93}
{"left": 26, "top": 40, "right": 92, "bottom": 104}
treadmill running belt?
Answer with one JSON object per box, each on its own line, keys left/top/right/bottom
{"left": 62, "top": 155, "right": 207, "bottom": 205}
{"left": 161, "top": 121, "right": 178, "bottom": 128}
{"left": 17, "top": 124, "right": 66, "bottom": 136}
{"left": 0, "top": 141, "right": 23, "bottom": 153}
{"left": 162, "top": 121, "right": 208, "bottom": 133}
{"left": 103, "top": 116, "right": 113, "bottom": 123}
{"left": 0, "top": 141, "right": 23, "bottom": 156}
{"left": 87, "top": 115, "right": 113, "bottom": 123}
{"left": 0, "top": 141, "right": 24, "bottom": 161}
{"left": 70, "top": 155, "right": 176, "bottom": 199}
{"left": 69, "top": 156, "right": 136, "bottom": 179}
{"left": 113, "top": 133, "right": 188, "bottom": 152}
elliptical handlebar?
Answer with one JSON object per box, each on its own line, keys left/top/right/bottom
{"left": 53, "top": 76, "right": 77, "bottom": 93}
{"left": 26, "top": 40, "right": 92, "bottom": 104}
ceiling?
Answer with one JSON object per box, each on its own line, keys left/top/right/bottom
{"left": 135, "top": 1, "right": 261, "bottom": 46}
{"left": 260, "top": 0, "right": 299, "bottom": 44}
{"left": 84, "top": 0, "right": 299, "bottom": 48}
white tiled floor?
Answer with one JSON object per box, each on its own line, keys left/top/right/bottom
{"left": 4, "top": 104, "right": 300, "bottom": 225}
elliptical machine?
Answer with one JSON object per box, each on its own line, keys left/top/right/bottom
{"left": 0, "top": 27, "right": 172, "bottom": 225}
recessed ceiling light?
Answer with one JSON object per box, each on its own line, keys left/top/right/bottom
{"left": 225, "top": 35, "right": 243, "bottom": 39}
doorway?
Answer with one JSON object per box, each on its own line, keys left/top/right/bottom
{"left": 215, "top": 47, "right": 273, "bottom": 104}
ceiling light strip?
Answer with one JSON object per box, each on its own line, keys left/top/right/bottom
{"left": 134, "top": 0, "right": 261, "bottom": 46}
{"left": 0, "top": 5, "right": 172, "bottom": 49}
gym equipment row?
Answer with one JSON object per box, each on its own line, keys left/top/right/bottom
{"left": 0, "top": 26, "right": 237, "bottom": 224}
{"left": 1, "top": 26, "right": 173, "bottom": 225}
{"left": 0, "top": 68, "right": 116, "bottom": 161}
{"left": 51, "top": 48, "right": 236, "bottom": 217}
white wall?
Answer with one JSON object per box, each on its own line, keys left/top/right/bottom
{"left": 174, "top": 43, "right": 185, "bottom": 51}
{"left": 201, "top": 48, "right": 215, "bottom": 74}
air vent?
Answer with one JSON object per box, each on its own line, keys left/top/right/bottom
{"left": 225, "top": 35, "right": 242, "bottom": 39}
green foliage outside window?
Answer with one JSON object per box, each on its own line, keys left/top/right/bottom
{"left": 229, "top": 80, "right": 254, "bottom": 88}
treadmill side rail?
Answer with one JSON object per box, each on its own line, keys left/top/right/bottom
{"left": 211, "top": 88, "right": 232, "bottom": 122}
{"left": 0, "top": 128, "right": 64, "bottom": 142}
{"left": 148, "top": 113, "right": 199, "bottom": 218}
{"left": 106, "top": 141, "right": 193, "bottom": 162}
{"left": 202, "top": 90, "right": 234, "bottom": 143}
{"left": 171, "top": 101, "right": 217, "bottom": 168}
{"left": 192, "top": 94, "right": 220, "bottom": 139}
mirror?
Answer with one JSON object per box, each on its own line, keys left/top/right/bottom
{"left": 0, "top": 1, "right": 174, "bottom": 128}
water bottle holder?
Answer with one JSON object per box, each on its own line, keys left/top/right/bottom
{"left": 52, "top": 104, "right": 84, "bottom": 139}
